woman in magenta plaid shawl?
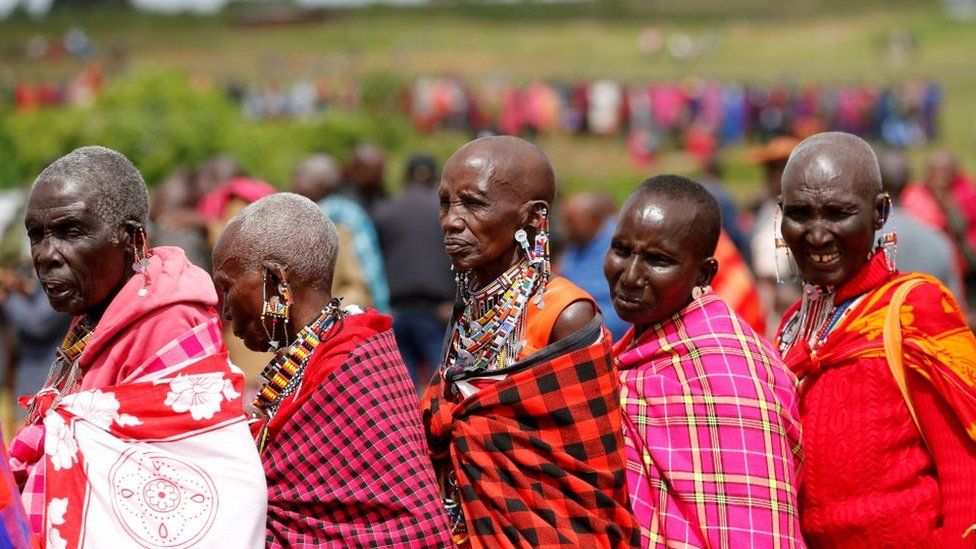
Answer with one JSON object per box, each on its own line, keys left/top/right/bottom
{"left": 605, "top": 176, "right": 804, "bottom": 548}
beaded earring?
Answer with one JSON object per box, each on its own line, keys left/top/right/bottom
{"left": 130, "top": 227, "right": 152, "bottom": 297}
{"left": 878, "top": 194, "right": 897, "bottom": 273}
{"left": 773, "top": 205, "right": 793, "bottom": 285}
{"left": 692, "top": 285, "right": 712, "bottom": 301}
{"left": 261, "top": 267, "right": 293, "bottom": 351}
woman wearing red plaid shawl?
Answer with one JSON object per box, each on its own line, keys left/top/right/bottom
{"left": 8, "top": 146, "right": 267, "bottom": 548}
{"left": 776, "top": 132, "right": 976, "bottom": 547}
{"left": 421, "top": 136, "right": 639, "bottom": 548}
{"left": 606, "top": 175, "right": 804, "bottom": 548}
{"left": 212, "top": 192, "right": 452, "bottom": 548}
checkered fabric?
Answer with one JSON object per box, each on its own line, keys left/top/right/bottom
{"left": 263, "top": 329, "right": 452, "bottom": 548}
{"left": 615, "top": 293, "right": 803, "bottom": 548}
{"left": 422, "top": 321, "right": 640, "bottom": 549}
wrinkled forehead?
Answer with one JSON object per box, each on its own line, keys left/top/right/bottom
{"left": 26, "top": 177, "right": 100, "bottom": 220}
{"left": 781, "top": 151, "right": 876, "bottom": 202}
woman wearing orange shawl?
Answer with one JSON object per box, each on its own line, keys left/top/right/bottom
{"left": 776, "top": 132, "right": 976, "bottom": 548}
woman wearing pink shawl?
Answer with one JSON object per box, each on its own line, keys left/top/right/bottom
{"left": 605, "top": 175, "right": 803, "bottom": 548}
{"left": 9, "top": 147, "right": 266, "bottom": 548}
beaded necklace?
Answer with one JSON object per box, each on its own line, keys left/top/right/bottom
{"left": 253, "top": 299, "right": 343, "bottom": 453}
{"left": 444, "top": 258, "right": 543, "bottom": 381}
{"left": 25, "top": 320, "right": 93, "bottom": 425}
{"left": 778, "top": 285, "right": 859, "bottom": 357}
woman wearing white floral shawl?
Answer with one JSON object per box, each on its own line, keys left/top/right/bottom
{"left": 8, "top": 147, "right": 266, "bottom": 548}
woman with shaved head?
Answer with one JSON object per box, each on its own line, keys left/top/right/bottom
{"left": 212, "top": 193, "right": 451, "bottom": 548}
{"left": 421, "top": 136, "right": 638, "bottom": 547}
{"left": 776, "top": 132, "right": 976, "bottom": 547}
{"left": 11, "top": 146, "right": 266, "bottom": 547}
{"left": 606, "top": 175, "right": 803, "bottom": 548}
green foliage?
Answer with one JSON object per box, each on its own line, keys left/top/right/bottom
{"left": 0, "top": 71, "right": 414, "bottom": 189}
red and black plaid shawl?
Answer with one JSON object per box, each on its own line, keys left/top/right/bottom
{"left": 263, "top": 318, "right": 452, "bottom": 548}
{"left": 422, "top": 317, "right": 640, "bottom": 548}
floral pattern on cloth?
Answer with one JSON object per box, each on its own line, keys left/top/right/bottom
{"left": 13, "top": 318, "right": 267, "bottom": 548}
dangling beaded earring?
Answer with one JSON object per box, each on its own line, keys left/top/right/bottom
{"left": 261, "top": 267, "right": 293, "bottom": 352}
{"left": 773, "top": 205, "right": 792, "bottom": 285}
{"left": 130, "top": 227, "right": 152, "bottom": 297}
{"left": 532, "top": 207, "right": 552, "bottom": 308}
{"left": 878, "top": 193, "right": 897, "bottom": 273}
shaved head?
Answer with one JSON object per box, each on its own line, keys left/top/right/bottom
{"left": 214, "top": 193, "right": 339, "bottom": 291}
{"left": 782, "top": 132, "right": 882, "bottom": 201}
{"left": 633, "top": 175, "right": 721, "bottom": 260}
{"left": 446, "top": 136, "right": 556, "bottom": 205}
{"left": 292, "top": 154, "right": 342, "bottom": 202}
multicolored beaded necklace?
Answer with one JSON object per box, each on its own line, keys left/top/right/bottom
{"left": 253, "top": 299, "right": 343, "bottom": 453}
{"left": 778, "top": 285, "right": 859, "bottom": 357}
{"left": 443, "top": 258, "right": 544, "bottom": 382}
{"left": 25, "top": 320, "right": 93, "bottom": 425}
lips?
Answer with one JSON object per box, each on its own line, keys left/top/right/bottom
{"left": 443, "top": 238, "right": 468, "bottom": 254}
{"left": 40, "top": 279, "right": 73, "bottom": 300}
{"left": 808, "top": 251, "right": 840, "bottom": 265}
{"left": 613, "top": 292, "right": 645, "bottom": 312}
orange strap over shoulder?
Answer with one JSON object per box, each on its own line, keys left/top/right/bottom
{"left": 883, "top": 278, "right": 927, "bottom": 445}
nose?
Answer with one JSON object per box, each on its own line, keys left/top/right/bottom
{"left": 804, "top": 221, "right": 833, "bottom": 249}
{"left": 618, "top": 257, "right": 645, "bottom": 289}
{"left": 32, "top": 236, "right": 63, "bottom": 274}
{"left": 441, "top": 203, "right": 464, "bottom": 234}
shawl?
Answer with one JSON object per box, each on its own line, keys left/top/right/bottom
{"left": 779, "top": 254, "right": 976, "bottom": 441}
{"left": 262, "top": 323, "right": 452, "bottom": 548}
{"left": 615, "top": 293, "right": 803, "bottom": 548}
{"left": 422, "top": 317, "right": 640, "bottom": 548}
{"left": 13, "top": 319, "right": 267, "bottom": 548}
{"left": 0, "top": 434, "right": 36, "bottom": 548}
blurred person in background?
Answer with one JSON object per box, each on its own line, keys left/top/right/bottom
{"left": 608, "top": 175, "right": 802, "bottom": 548}
{"left": 149, "top": 166, "right": 211, "bottom": 272}
{"left": 343, "top": 143, "right": 389, "bottom": 215}
{"left": 559, "top": 191, "right": 629, "bottom": 340}
{"left": 776, "top": 133, "right": 976, "bottom": 548}
{"left": 293, "top": 153, "right": 389, "bottom": 311}
{"left": 196, "top": 154, "right": 245, "bottom": 196}
{"left": 749, "top": 136, "right": 802, "bottom": 335}
{"left": 213, "top": 193, "right": 451, "bottom": 548}
{"left": 373, "top": 154, "right": 455, "bottom": 385}
{"left": 11, "top": 146, "right": 266, "bottom": 545}
{"left": 877, "top": 150, "right": 964, "bottom": 301}
{"left": 699, "top": 154, "right": 751, "bottom": 263}
{"left": 900, "top": 151, "right": 976, "bottom": 309}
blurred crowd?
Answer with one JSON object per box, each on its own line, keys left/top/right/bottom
{"left": 1, "top": 136, "right": 974, "bottom": 434}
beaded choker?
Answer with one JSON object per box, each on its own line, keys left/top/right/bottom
{"left": 25, "top": 320, "right": 93, "bottom": 425}
{"left": 778, "top": 285, "right": 858, "bottom": 357}
{"left": 444, "top": 258, "right": 544, "bottom": 381}
{"left": 253, "top": 299, "right": 343, "bottom": 417}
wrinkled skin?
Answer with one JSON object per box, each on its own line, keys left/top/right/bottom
{"left": 25, "top": 178, "right": 136, "bottom": 319}
{"left": 780, "top": 144, "right": 886, "bottom": 289}
{"left": 604, "top": 192, "right": 717, "bottom": 334}
{"left": 212, "top": 223, "right": 269, "bottom": 351}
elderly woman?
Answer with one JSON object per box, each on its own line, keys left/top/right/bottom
{"left": 10, "top": 146, "right": 266, "bottom": 547}
{"left": 607, "top": 175, "right": 803, "bottom": 548}
{"left": 776, "top": 132, "right": 976, "bottom": 547}
{"left": 420, "top": 136, "right": 638, "bottom": 547}
{"left": 211, "top": 193, "right": 451, "bottom": 548}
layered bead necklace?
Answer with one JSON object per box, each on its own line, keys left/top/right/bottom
{"left": 25, "top": 320, "right": 93, "bottom": 425}
{"left": 778, "top": 284, "right": 859, "bottom": 357}
{"left": 252, "top": 299, "right": 344, "bottom": 453}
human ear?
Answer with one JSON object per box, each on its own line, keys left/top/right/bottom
{"left": 698, "top": 257, "right": 719, "bottom": 287}
{"left": 873, "top": 193, "right": 891, "bottom": 230}
{"left": 523, "top": 200, "right": 550, "bottom": 232}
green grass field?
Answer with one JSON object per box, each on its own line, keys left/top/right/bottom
{"left": 1, "top": 1, "right": 974, "bottom": 202}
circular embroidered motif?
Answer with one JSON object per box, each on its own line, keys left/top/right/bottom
{"left": 110, "top": 450, "right": 218, "bottom": 548}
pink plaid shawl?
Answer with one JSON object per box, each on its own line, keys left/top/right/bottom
{"left": 262, "top": 326, "right": 452, "bottom": 548}
{"left": 615, "top": 293, "right": 804, "bottom": 548}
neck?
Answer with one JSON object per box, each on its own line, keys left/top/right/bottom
{"left": 471, "top": 247, "right": 524, "bottom": 290}
{"left": 285, "top": 286, "right": 336, "bottom": 342}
